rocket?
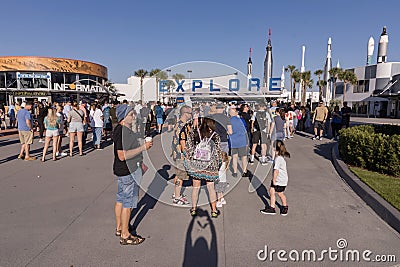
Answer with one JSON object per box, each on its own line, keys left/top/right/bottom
{"left": 367, "top": 37, "right": 374, "bottom": 65}
{"left": 324, "top": 38, "right": 332, "bottom": 103}
{"left": 247, "top": 48, "right": 253, "bottom": 89}
{"left": 377, "top": 26, "right": 388, "bottom": 63}
{"left": 300, "top": 45, "right": 306, "bottom": 73}
{"left": 264, "top": 28, "right": 273, "bottom": 90}
{"left": 280, "top": 65, "right": 285, "bottom": 90}
{"left": 247, "top": 48, "right": 253, "bottom": 78}
{"left": 298, "top": 45, "right": 305, "bottom": 101}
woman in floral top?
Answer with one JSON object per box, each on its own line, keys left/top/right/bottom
{"left": 184, "top": 117, "right": 222, "bottom": 218}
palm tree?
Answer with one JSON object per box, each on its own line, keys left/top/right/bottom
{"left": 301, "top": 71, "right": 313, "bottom": 106}
{"left": 329, "top": 67, "right": 342, "bottom": 100}
{"left": 150, "top": 69, "right": 167, "bottom": 101}
{"left": 292, "top": 70, "right": 301, "bottom": 104}
{"left": 104, "top": 80, "right": 117, "bottom": 99}
{"left": 134, "top": 69, "right": 148, "bottom": 101}
{"left": 314, "top": 69, "right": 324, "bottom": 101}
{"left": 317, "top": 80, "right": 327, "bottom": 101}
{"left": 338, "top": 70, "right": 357, "bottom": 104}
{"left": 172, "top": 73, "right": 185, "bottom": 82}
{"left": 285, "top": 65, "right": 296, "bottom": 104}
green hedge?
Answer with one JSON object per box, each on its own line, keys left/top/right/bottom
{"left": 339, "top": 125, "right": 400, "bottom": 177}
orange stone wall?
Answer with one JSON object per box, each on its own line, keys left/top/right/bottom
{"left": 0, "top": 56, "right": 107, "bottom": 79}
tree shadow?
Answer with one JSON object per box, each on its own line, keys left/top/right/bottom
{"left": 182, "top": 208, "right": 217, "bottom": 267}
{"left": 313, "top": 142, "right": 334, "bottom": 162}
{"left": 129, "top": 165, "right": 171, "bottom": 233}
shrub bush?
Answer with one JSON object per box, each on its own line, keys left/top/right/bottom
{"left": 339, "top": 125, "right": 400, "bottom": 177}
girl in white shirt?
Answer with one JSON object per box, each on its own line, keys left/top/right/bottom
{"left": 261, "top": 140, "right": 290, "bottom": 216}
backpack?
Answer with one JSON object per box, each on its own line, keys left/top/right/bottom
{"left": 194, "top": 129, "right": 216, "bottom": 161}
{"left": 255, "top": 110, "right": 269, "bottom": 132}
{"left": 103, "top": 107, "right": 111, "bottom": 124}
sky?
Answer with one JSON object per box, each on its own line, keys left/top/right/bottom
{"left": 1, "top": 0, "right": 399, "bottom": 84}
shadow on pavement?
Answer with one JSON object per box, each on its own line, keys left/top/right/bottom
{"left": 129, "top": 165, "right": 171, "bottom": 233}
{"left": 313, "top": 142, "right": 334, "bottom": 161}
{"left": 182, "top": 208, "right": 217, "bottom": 267}
{"left": 248, "top": 174, "right": 282, "bottom": 210}
{"left": 0, "top": 139, "right": 113, "bottom": 165}
{"left": 0, "top": 138, "right": 20, "bottom": 147}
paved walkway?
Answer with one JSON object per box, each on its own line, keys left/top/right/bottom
{"left": 0, "top": 131, "right": 399, "bottom": 267}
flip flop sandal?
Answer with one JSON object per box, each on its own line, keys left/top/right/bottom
{"left": 120, "top": 235, "right": 145, "bottom": 245}
{"left": 115, "top": 229, "right": 122, "bottom": 236}
{"left": 190, "top": 208, "right": 197, "bottom": 217}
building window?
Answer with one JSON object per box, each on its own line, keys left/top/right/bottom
{"left": 0, "top": 73, "right": 5, "bottom": 89}
{"left": 79, "top": 74, "right": 89, "bottom": 85}
{"left": 353, "top": 80, "right": 370, "bottom": 93}
{"left": 33, "top": 72, "right": 49, "bottom": 89}
{"left": 65, "top": 73, "right": 77, "bottom": 85}
{"left": 52, "top": 72, "right": 64, "bottom": 86}
{"left": 19, "top": 73, "right": 34, "bottom": 89}
{"left": 365, "top": 65, "right": 376, "bottom": 79}
{"left": 5, "top": 72, "right": 17, "bottom": 88}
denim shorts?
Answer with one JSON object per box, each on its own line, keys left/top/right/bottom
{"left": 156, "top": 118, "right": 164, "bottom": 125}
{"left": 116, "top": 168, "right": 142, "bottom": 208}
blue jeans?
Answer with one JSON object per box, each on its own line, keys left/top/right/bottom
{"left": 93, "top": 127, "right": 102, "bottom": 145}
{"left": 116, "top": 168, "right": 142, "bottom": 208}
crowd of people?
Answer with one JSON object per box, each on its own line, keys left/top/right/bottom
{"left": 0, "top": 98, "right": 353, "bottom": 246}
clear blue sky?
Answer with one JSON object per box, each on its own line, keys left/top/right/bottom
{"left": 1, "top": 0, "right": 399, "bottom": 83}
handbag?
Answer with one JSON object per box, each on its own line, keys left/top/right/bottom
{"left": 141, "top": 162, "right": 148, "bottom": 175}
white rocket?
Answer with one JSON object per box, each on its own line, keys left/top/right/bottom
{"left": 281, "top": 65, "right": 285, "bottom": 90}
{"left": 247, "top": 48, "right": 252, "bottom": 78}
{"left": 263, "top": 29, "right": 273, "bottom": 90}
{"left": 298, "top": 45, "right": 306, "bottom": 101}
{"left": 367, "top": 37, "right": 374, "bottom": 65}
{"left": 247, "top": 48, "right": 252, "bottom": 89}
{"left": 377, "top": 26, "right": 388, "bottom": 63}
{"left": 300, "top": 45, "right": 306, "bottom": 73}
{"left": 324, "top": 38, "right": 332, "bottom": 103}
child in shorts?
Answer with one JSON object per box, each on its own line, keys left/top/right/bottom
{"left": 216, "top": 152, "right": 229, "bottom": 208}
{"left": 260, "top": 140, "right": 290, "bottom": 216}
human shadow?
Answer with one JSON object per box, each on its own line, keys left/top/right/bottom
{"left": 0, "top": 138, "right": 20, "bottom": 147}
{"left": 182, "top": 208, "right": 217, "bottom": 267}
{"left": 129, "top": 165, "right": 171, "bottom": 233}
{"left": 247, "top": 172, "right": 282, "bottom": 210}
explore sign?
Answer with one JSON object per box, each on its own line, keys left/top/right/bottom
{"left": 159, "top": 77, "right": 282, "bottom": 94}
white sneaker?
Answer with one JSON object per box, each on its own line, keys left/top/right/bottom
{"left": 220, "top": 198, "right": 227, "bottom": 205}
{"left": 55, "top": 152, "right": 60, "bottom": 156}
{"left": 319, "top": 137, "right": 323, "bottom": 141}
{"left": 60, "top": 152, "right": 68, "bottom": 156}
{"left": 38, "top": 139, "right": 44, "bottom": 143}
{"left": 216, "top": 201, "right": 223, "bottom": 208}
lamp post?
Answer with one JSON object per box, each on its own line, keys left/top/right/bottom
{"left": 187, "top": 70, "right": 192, "bottom": 91}
{"left": 166, "top": 69, "right": 171, "bottom": 103}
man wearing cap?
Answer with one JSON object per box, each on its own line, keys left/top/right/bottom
{"left": 211, "top": 103, "right": 232, "bottom": 157}
{"left": 312, "top": 101, "right": 328, "bottom": 140}
{"left": 17, "top": 101, "right": 36, "bottom": 160}
{"left": 113, "top": 104, "right": 152, "bottom": 245}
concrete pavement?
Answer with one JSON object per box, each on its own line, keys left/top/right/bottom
{"left": 0, "top": 131, "right": 399, "bottom": 267}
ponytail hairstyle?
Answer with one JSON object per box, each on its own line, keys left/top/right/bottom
{"left": 275, "top": 140, "right": 290, "bottom": 158}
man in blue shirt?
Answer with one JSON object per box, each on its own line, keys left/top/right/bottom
{"left": 155, "top": 101, "right": 164, "bottom": 134}
{"left": 17, "top": 102, "right": 36, "bottom": 160}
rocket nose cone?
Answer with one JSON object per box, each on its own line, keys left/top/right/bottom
{"left": 328, "top": 38, "right": 331, "bottom": 44}
{"left": 368, "top": 36, "right": 374, "bottom": 44}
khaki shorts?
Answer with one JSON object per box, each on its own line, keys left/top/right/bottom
{"left": 19, "top": 131, "right": 33, "bottom": 144}
{"left": 174, "top": 159, "right": 189, "bottom": 180}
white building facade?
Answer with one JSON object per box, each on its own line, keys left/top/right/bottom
{"left": 335, "top": 62, "right": 400, "bottom": 118}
